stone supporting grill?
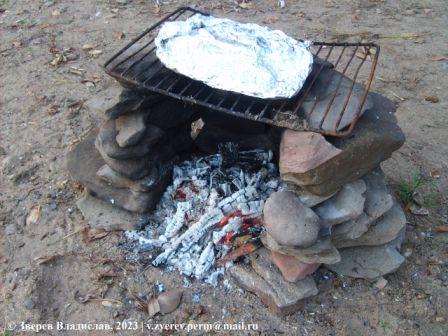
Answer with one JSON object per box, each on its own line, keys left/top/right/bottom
{"left": 66, "top": 10, "right": 406, "bottom": 316}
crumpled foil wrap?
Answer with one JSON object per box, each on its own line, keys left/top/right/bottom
{"left": 155, "top": 14, "right": 313, "bottom": 99}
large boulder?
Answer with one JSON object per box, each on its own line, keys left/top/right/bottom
{"left": 263, "top": 190, "right": 320, "bottom": 247}
{"left": 280, "top": 93, "right": 405, "bottom": 196}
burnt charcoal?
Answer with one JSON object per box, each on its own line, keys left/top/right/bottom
{"left": 199, "top": 108, "right": 268, "bottom": 134}
{"left": 218, "top": 142, "right": 239, "bottom": 168}
{"left": 145, "top": 99, "right": 202, "bottom": 130}
{"left": 194, "top": 122, "right": 280, "bottom": 155}
{"left": 96, "top": 119, "right": 164, "bottom": 160}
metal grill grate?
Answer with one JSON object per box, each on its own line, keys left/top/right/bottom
{"left": 104, "top": 7, "right": 379, "bottom": 137}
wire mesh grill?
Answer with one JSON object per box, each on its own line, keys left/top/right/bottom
{"left": 104, "top": 7, "right": 379, "bottom": 137}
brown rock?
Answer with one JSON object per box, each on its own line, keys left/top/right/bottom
{"left": 280, "top": 130, "right": 342, "bottom": 175}
{"left": 281, "top": 93, "right": 405, "bottom": 196}
{"left": 263, "top": 190, "right": 320, "bottom": 247}
{"left": 271, "top": 251, "right": 320, "bottom": 282}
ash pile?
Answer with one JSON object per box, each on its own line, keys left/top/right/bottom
{"left": 124, "top": 143, "right": 282, "bottom": 286}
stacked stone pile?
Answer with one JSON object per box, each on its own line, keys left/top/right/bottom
{"left": 229, "top": 92, "right": 407, "bottom": 315}
{"left": 67, "top": 90, "right": 201, "bottom": 228}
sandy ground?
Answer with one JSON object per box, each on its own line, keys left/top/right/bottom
{"left": 1, "top": 0, "right": 447, "bottom": 335}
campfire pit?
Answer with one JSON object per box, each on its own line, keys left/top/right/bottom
{"left": 68, "top": 7, "right": 407, "bottom": 316}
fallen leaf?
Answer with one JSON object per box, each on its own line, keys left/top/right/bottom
{"left": 113, "top": 31, "right": 125, "bottom": 39}
{"left": 157, "top": 289, "right": 183, "bottom": 314}
{"left": 68, "top": 66, "right": 86, "bottom": 76}
{"left": 89, "top": 49, "right": 103, "bottom": 57}
{"left": 436, "top": 316, "right": 445, "bottom": 323}
{"left": 50, "top": 53, "right": 67, "bottom": 66}
{"left": 26, "top": 205, "right": 41, "bottom": 225}
{"left": 262, "top": 17, "right": 278, "bottom": 24}
{"left": 51, "top": 9, "right": 61, "bottom": 17}
{"left": 152, "top": 4, "right": 161, "bottom": 14}
{"left": 424, "top": 95, "right": 439, "bottom": 103}
{"left": 434, "top": 226, "right": 448, "bottom": 233}
{"left": 430, "top": 56, "right": 447, "bottom": 61}
{"left": 374, "top": 277, "right": 388, "bottom": 290}
{"left": 147, "top": 298, "right": 161, "bottom": 317}
{"left": 409, "top": 204, "right": 429, "bottom": 216}
{"left": 88, "top": 229, "right": 110, "bottom": 241}
{"left": 34, "top": 254, "right": 62, "bottom": 265}
{"left": 100, "top": 298, "right": 122, "bottom": 307}
{"left": 239, "top": 2, "right": 253, "bottom": 9}
{"left": 82, "top": 44, "right": 96, "bottom": 50}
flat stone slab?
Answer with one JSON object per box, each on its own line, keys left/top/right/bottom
{"left": 314, "top": 180, "right": 366, "bottom": 225}
{"left": 327, "top": 236, "right": 405, "bottom": 279}
{"left": 77, "top": 193, "right": 146, "bottom": 231}
{"left": 262, "top": 234, "right": 340, "bottom": 264}
{"left": 115, "top": 112, "right": 147, "bottom": 147}
{"left": 303, "top": 66, "right": 373, "bottom": 132}
{"left": 334, "top": 202, "right": 407, "bottom": 248}
{"left": 228, "top": 252, "right": 318, "bottom": 316}
{"left": 283, "top": 93, "right": 405, "bottom": 196}
{"left": 332, "top": 168, "right": 394, "bottom": 240}
{"left": 84, "top": 85, "right": 122, "bottom": 123}
{"left": 285, "top": 183, "right": 335, "bottom": 207}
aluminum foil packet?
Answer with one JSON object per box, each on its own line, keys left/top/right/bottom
{"left": 155, "top": 14, "right": 313, "bottom": 99}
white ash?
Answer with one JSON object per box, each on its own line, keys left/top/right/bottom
{"left": 125, "top": 148, "right": 283, "bottom": 285}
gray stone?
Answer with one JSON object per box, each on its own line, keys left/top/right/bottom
{"left": 67, "top": 130, "right": 170, "bottom": 213}
{"left": 95, "top": 137, "right": 151, "bottom": 180}
{"left": 282, "top": 93, "right": 405, "bottom": 196}
{"left": 363, "top": 168, "right": 394, "bottom": 219}
{"left": 77, "top": 193, "right": 146, "bottom": 230}
{"left": 332, "top": 168, "right": 394, "bottom": 240}
{"left": 84, "top": 85, "right": 122, "bottom": 123}
{"left": 327, "top": 236, "right": 405, "bottom": 279}
{"left": 115, "top": 112, "right": 147, "bottom": 147}
{"left": 262, "top": 234, "right": 340, "bottom": 264}
{"left": 334, "top": 202, "right": 407, "bottom": 248}
{"left": 314, "top": 180, "right": 366, "bottom": 225}
{"left": 105, "top": 89, "right": 163, "bottom": 119}
{"left": 96, "top": 119, "right": 164, "bottom": 160}
{"left": 286, "top": 183, "right": 336, "bottom": 207}
{"left": 228, "top": 255, "right": 318, "bottom": 315}
{"left": 303, "top": 66, "right": 373, "bottom": 132}
{"left": 263, "top": 190, "right": 320, "bottom": 247}
{"left": 96, "top": 164, "right": 161, "bottom": 192}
